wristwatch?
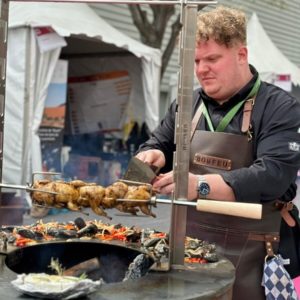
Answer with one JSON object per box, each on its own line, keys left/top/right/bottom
{"left": 197, "top": 175, "right": 210, "bottom": 198}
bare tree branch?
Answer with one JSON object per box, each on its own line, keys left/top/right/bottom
{"left": 128, "top": 4, "right": 179, "bottom": 79}
{"left": 161, "top": 14, "right": 181, "bottom": 77}
{"left": 128, "top": 5, "right": 155, "bottom": 44}
{"left": 128, "top": 1, "right": 287, "bottom": 82}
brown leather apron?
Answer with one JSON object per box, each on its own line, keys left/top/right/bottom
{"left": 187, "top": 100, "right": 282, "bottom": 300}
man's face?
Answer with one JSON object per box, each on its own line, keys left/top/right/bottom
{"left": 194, "top": 39, "right": 247, "bottom": 102}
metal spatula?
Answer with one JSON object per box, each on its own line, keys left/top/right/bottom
{"left": 122, "top": 157, "right": 159, "bottom": 184}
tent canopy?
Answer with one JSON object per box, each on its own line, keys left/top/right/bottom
{"left": 247, "top": 13, "right": 300, "bottom": 87}
{"left": 8, "top": 2, "right": 162, "bottom": 131}
{"left": 4, "top": 2, "right": 161, "bottom": 187}
{"left": 9, "top": 2, "right": 161, "bottom": 66}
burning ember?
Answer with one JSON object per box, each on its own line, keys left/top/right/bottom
{"left": 0, "top": 217, "right": 218, "bottom": 264}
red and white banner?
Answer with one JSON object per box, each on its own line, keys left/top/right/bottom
{"left": 273, "top": 74, "right": 292, "bottom": 92}
{"left": 34, "top": 27, "right": 67, "bottom": 53}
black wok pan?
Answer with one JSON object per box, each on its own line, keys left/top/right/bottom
{"left": 5, "top": 241, "right": 154, "bottom": 283}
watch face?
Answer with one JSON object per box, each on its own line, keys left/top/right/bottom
{"left": 199, "top": 182, "right": 210, "bottom": 196}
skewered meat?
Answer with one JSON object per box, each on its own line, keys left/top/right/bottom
{"left": 103, "top": 182, "right": 128, "bottom": 209}
{"left": 32, "top": 180, "right": 79, "bottom": 208}
{"left": 116, "top": 185, "right": 156, "bottom": 217}
{"left": 31, "top": 180, "right": 155, "bottom": 219}
{"left": 78, "top": 184, "right": 108, "bottom": 219}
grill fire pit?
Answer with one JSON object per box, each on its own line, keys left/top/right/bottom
{"left": 0, "top": 240, "right": 235, "bottom": 300}
{"left": 5, "top": 241, "right": 153, "bottom": 283}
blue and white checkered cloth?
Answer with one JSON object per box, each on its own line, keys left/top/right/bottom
{"left": 262, "top": 254, "right": 298, "bottom": 300}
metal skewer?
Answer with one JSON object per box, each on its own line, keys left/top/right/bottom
{"left": 117, "top": 197, "right": 263, "bottom": 220}
{"left": 0, "top": 183, "right": 59, "bottom": 195}
{"left": 117, "top": 197, "right": 196, "bottom": 207}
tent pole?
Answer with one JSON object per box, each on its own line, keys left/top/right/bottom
{"left": 0, "top": 0, "right": 9, "bottom": 190}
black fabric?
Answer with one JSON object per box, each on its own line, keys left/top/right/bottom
{"left": 278, "top": 206, "right": 300, "bottom": 279}
{"left": 137, "top": 65, "right": 300, "bottom": 203}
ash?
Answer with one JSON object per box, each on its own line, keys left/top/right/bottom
{"left": 123, "top": 254, "right": 151, "bottom": 281}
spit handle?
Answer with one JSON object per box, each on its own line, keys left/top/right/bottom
{"left": 153, "top": 198, "right": 262, "bottom": 219}
{"left": 196, "top": 199, "right": 262, "bottom": 220}
{"left": 117, "top": 197, "right": 263, "bottom": 219}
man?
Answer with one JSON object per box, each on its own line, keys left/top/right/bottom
{"left": 136, "top": 6, "right": 300, "bottom": 300}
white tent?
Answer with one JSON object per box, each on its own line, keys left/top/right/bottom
{"left": 247, "top": 13, "right": 300, "bottom": 89}
{"left": 4, "top": 2, "right": 161, "bottom": 188}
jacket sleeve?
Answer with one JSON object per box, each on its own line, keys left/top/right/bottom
{"left": 137, "top": 100, "right": 177, "bottom": 172}
{"left": 222, "top": 88, "right": 300, "bottom": 203}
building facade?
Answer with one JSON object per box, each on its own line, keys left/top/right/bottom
{"left": 90, "top": 1, "right": 300, "bottom": 115}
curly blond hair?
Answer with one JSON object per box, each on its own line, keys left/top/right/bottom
{"left": 196, "top": 6, "right": 247, "bottom": 47}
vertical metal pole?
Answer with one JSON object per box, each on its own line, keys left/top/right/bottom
{"left": 0, "top": 0, "right": 9, "bottom": 199}
{"left": 169, "top": 3, "right": 198, "bottom": 266}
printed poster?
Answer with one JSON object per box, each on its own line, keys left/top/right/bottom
{"left": 68, "top": 70, "right": 131, "bottom": 134}
{"left": 38, "top": 59, "right": 68, "bottom": 172}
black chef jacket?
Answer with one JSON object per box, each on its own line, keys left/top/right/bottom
{"left": 138, "top": 66, "right": 300, "bottom": 203}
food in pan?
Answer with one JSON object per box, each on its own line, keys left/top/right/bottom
{"left": 31, "top": 180, "right": 155, "bottom": 219}
{"left": 0, "top": 218, "right": 219, "bottom": 265}
{"left": 11, "top": 258, "right": 101, "bottom": 299}
{"left": 11, "top": 273, "right": 102, "bottom": 299}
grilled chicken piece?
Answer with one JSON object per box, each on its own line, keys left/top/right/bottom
{"left": 117, "top": 185, "right": 156, "bottom": 218}
{"left": 78, "top": 185, "right": 108, "bottom": 218}
{"left": 53, "top": 181, "right": 79, "bottom": 208}
{"left": 70, "top": 181, "right": 95, "bottom": 208}
{"left": 103, "top": 181, "right": 128, "bottom": 208}
{"left": 69, "top": 180, "right": 90, "bottom": 188}
{"left": 31, "top": 179, "right": 156, "bottom": 219}
{"left": 31, "top": 180, "right": 54, "bottom": 206}
{"left": 32, "top": 180, "right": 79, "bottom": 208}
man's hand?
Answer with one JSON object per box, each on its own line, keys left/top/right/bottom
{"left": 135, "top": 149, "right": 166, "bottom": 169}
{"left": 153, "top": 172, "right": 199, "bottom": 200}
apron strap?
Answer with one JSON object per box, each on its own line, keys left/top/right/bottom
{"left": 191, "top": 97, "right": 256, "bottom": 140}
{"left": 191, "top": 102, "right": 204, "bottom": 140}
{"left": 241, "top": 97, "right": 256, "bottom": 133}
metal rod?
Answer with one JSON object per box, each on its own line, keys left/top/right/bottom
{"left": 0, "top": 183, "right": 59, "bottom": 195}
{"left": 117, "top": 197, "right": 197, "bottom": 207}
{"left": 31, "top": 171, "right": 61, "bottom": 185}
{"left": 10, "top": 0, "right": 217, "bottom": 4}
{"left": 0, "top": 183, "right": 30, "bottom": 191}
{"left": 118, "top": 179, "right": 152, "bottom": 187}
{"left": 156, "top": 198, "right": 196, "bottom": 207}
{"left": 170, "top": 3, "right": 198, "bottom": 267}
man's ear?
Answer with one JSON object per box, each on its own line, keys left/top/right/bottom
{"left": 237, "top": 46, "right": 248, "bottom": 64}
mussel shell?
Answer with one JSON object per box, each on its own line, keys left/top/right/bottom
{"left": 16, "top": 229, "right": 38, "bottom": 240}
{"left": 203, "top": 252, "right": 219, "bottom": 263}
{"left": 77, "top": 224, "right": 98, "bottom": 237}
{"left": 74, "top": 217, "right": 86, "bottom": 230}
{"left": 47, "top": 228, "right": 78, "bottom": 239}
{"left": 143, "top": 237, "right": 161, "bottom": 248}
{"left": 126, "top": 232, "right": 141, "bottom": 243}
{"left": 0, "top": 226, "right": 16, "bottom": 233}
